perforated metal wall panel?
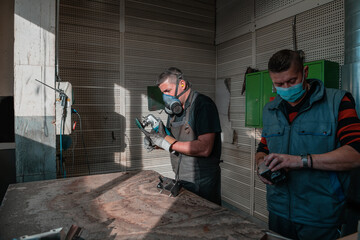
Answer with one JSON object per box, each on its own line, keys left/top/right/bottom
{"left": 216, "top": 0, "right": 253, "bottom": 39}
{"left": 255, "top": 0, "right": 300, "bottom": 18}
{"left": 59, "top": 0, "right": 216, "bottom": 178}
{"left": 256, "top": 17, "right": 293, "bottom": 70}
{"left": 296, "top": 0, "right": 344, "bottom": 65}
{"left": 216, "top": 0, "right": 344, "bottom": 222}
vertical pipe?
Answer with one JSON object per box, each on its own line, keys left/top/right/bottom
{"left": 342, "top": 0, "right": 360, "bottom": 114}
{"left": 55, "top": 0, "right": 60, "bottom": 82}
{"left": 341, "top": 1, "right": 360, "bottom": 238}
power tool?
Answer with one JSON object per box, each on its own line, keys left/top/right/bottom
{"left": 135, "top": 114, "right": 171, "bottom": 136}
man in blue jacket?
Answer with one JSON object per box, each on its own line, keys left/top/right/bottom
{"left": 256, "top": 49, "right": 360, "bottom": 240}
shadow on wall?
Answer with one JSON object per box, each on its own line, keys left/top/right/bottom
{"left": 59, "top": 112, "right": 127, "bottom": 177}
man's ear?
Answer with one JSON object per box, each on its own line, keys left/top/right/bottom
{"left": 304, "top": 65, "right": 309, "bottom": 79}
{"left": 179, "top": 80, "right": 186, "bottom": 89}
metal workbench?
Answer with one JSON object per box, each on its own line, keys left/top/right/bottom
{"left": 0, "top": 170, "right": 265, "bottom": 239}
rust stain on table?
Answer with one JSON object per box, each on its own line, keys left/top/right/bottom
{"left": 0, "top": 170, "right": 265, "bottom": 239}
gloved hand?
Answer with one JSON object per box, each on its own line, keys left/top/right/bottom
{"left": 143, "top": 136, "right": 155, "bottom": 152}
{"left": 148, "top": 122, "right": 177, "bottom": 152}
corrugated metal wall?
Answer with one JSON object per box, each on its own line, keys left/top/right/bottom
{"left": 59, "top": 0, "right": 216, "bottom": 177}
{"left": 217, "top": 0, "right": 344, "bottom": 222}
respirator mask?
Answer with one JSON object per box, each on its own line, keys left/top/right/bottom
{"left": 163, "top": 94, "right": 183, "bottom": 115}
{"left": 163, "top": 74, "right": 190, "bottom": 115}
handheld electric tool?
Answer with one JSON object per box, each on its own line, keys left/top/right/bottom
{"left": 135, "top": 114, "right": 171, "bottom": 136}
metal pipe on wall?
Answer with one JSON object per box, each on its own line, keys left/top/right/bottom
{"left": 342, "top": 0, "right": 360, "bottom": 115}
{"left": 55, "top": 0, "right": 60, "bottom": 82}
{"left": 341, "top": 1, "right": 360, "bottom": 237}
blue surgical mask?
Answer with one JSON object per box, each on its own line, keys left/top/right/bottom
{"left": 163, "top": 94, "right": 183, "bottom": 115}
{"left": 275, "top": 72, "right": 306, "bottom": 102}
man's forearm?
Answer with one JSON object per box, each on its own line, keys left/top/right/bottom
{"left": 171, "top": 140, "right": 212, "bottom": 157}
{"left": 312, "top": 145, "right": 360, "bottom": 171}
{"left": 265, "top": 145, "right": 360, "bottom": 172}
{"left": 170, "top": 132, "right": 216, "bottom": 157}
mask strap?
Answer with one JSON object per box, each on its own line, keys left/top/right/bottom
{"left": 174, "top": 77, "right": 180, "bottom": 97}
{"left": 176, "top": 86, "right": 190, "bottom": 99}
{"left": 174, "top": 75, "right": 189, "bottom": 99}
{"left": 302, "top": 69, "right": 305, "bottom": 83}
{"left": 301, "top": 68, "right": 306, "bottom": 90}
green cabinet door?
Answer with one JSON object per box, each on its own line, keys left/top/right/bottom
{"left": 305, "top": 61, "right": 323, "bottom": 80}
{"left": 245, "top": 73, "right": 262, "bottom": 127}
{"left": 262, "top": 71, "right": 277, "bottom": 110}
{"left": 304, "top": 60, "right": 339, "bottom": 89}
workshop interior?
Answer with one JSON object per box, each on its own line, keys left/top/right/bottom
{"left": 0, "top": 0, "right": 359, "bottom": 239}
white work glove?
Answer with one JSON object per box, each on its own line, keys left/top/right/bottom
{"left": 148, "top": 122, "right": 177, "bottom": 152}
{"left": 143, "top": 136, "right": 155, "bottom": 152}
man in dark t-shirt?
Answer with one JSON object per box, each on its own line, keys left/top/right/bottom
{"left": 147, "top": 67, "right": 222, "bottom": 205}
{"left": 167, "top": 94, "right": 222, "bottom": 160}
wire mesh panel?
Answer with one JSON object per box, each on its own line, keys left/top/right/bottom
{"left": 58, "top": 0, "right": 123, "bottom": 177}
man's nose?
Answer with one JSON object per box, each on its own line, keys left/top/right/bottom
{"left": 283, "top": 83, "right": 291, "bottom": 88}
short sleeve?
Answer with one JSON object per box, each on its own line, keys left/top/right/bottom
{"left": 193, "top": 95, "right": 222, "bottom": 136}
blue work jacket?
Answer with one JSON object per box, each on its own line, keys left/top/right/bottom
{"left": 262, "top": 79, "right": 350, "bottom": 227}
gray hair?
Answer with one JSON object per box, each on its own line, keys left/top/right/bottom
{"left": 156, "top": 67, "right": 184, "bottom": 86}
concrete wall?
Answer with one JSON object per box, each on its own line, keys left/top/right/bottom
{"left": 14, "top": 0, "right": 56, "bottom": 182}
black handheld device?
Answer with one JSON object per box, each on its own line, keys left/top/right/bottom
{"left": 258, "top": 161, "right": 287, "bottom": 184}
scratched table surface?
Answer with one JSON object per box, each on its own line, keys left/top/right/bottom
{"left": 0, "top": 170, "right": 265, "bottom": 240}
